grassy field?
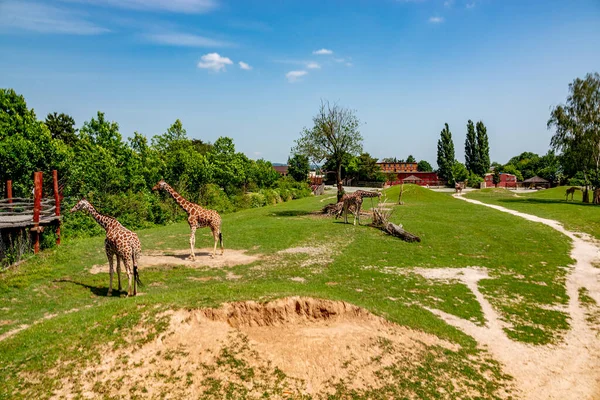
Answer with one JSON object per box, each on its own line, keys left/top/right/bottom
{"left": 465, "top": 187, "right": 600, "bottom": 240}
{"left": 0, "top": 185, "right": 574, "bottom": 399}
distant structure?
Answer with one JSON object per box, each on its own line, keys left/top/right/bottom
{"left": 273, "top": 165, "right": 289, "bottom": 177}
{"left": 484, "top": 173, "right": 518, "bottom": 188}
{"left": 377, "top": 162, "right": 418, "bottom": 173}
{"left": 377, "top": 162, "right": 442, "bottom": 187}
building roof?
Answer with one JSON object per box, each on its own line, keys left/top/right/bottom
{"left": 273, "top": 166, "right": 288, "bottom": 174}
{"left": 522, "top": 176, "right": 549, "bottom": 183}
{"left": 402, "top": 175, "right": 422, "bottom": 182}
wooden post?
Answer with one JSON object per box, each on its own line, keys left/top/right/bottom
{"left": 53, "top": 170, "right": 61, "bottom": 245}
{"left": 33, "top": 172, "right": 42, "bottom": 254}
{"left": 6, "top": 180, "right": 12, "bottom": 203}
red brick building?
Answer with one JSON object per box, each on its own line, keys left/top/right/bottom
{"left": 377, "top": 162, "right": 418, "bottom": 173}
{"left": 484, "top": 173, "right": 517, "bottom": 188}
{"left": 377, "top": 162, "right": 442, "bottom": 186}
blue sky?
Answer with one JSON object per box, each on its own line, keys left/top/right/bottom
{"left": 1, "top": 0, "right": 599, "bottom": 166}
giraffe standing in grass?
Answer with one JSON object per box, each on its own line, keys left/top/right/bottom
{"left": 340, "top": 190, "right": 382, "bottom": 225}
{"left": 70, "top": 199, "right": 142, "bottom": 297}
{"left": 152, "top": 180, "right": 223, "bottom": 259}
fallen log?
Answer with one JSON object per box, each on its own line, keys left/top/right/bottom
{"left": 370, "top": 206, "right": 420, "bottom": 242}
{"left": 376, "top": 221, "right": 421, "bottom": 242}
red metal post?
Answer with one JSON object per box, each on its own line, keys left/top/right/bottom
{"left": 53, "top": 170, "right": 61, "bottom": 245}
{"left": 6, "top": 180, "right": 12, "bottom": 203}
{"left": 33, "top": 172, "right": 42, "bottom": 254}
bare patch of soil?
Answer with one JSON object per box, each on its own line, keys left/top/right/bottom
{"left": 50, "top": 297, "right": 499, "bottom": 399}
{"left": 89, "top": 248, "right": 258, "bottom": 274}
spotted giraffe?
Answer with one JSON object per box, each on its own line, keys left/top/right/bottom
{"left": 152, "top": 180, "right": 223, "bottom": 259}
{"left": 341, "top": 190, "right": 382, "bottom": 225}
{"left": 70, "top": 199, "right": 142, "bottom": 297}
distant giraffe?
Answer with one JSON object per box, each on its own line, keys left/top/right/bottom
{"left": 455, "top": 182, "right": 463, "bottom": 195}
{"left": 70, "top": 199, "right": 142, "bottom": 297}
{"left": 565, "top": 186, "right": 582, "bottom": 201}
{"left": 153, "top": 180, "right": 223, "bottom": 259}
{"left": 340, "top": 190, "right": 382, "bottom": 225}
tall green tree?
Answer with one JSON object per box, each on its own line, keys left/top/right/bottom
{"left": 417, "top": 160, "right": 433, "bottom": 172}
{"left": 475, "top": 121, "right": 490, "bottom": 176}
{"left": 406, "top": 154, "right": 416, "bottom": 163}
{"left": 492, "top": 169, "right": 501, "bottom": 187}
{"left": 294, "top": 100, "right": 363, "bottom": 201}
{"left": 287, "top": 153, "right": 310, "bottom": 182}
{"left": 0, "top": 89, "right": 68, "bottom": 196}
{"left": 436, "top": 123, "right": 455, "bottom": 184}
{"left": 356, "top": 152, "right": 385, "bottom": 181}
{"left": 45, "top": 112, "right": 78, "bottom": 146}
{"left": 464, "top": 120, "right": 478, "bottom": 173}
{"left": 548, "top": 72, "right": 600, "bottom": 202}
{"left": 451, "top": 162, "right": 469, "bottom": 185}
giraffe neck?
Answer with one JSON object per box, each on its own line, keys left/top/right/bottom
{"left": 163, "top": 184, "right": 194, "bottom": 213}
{"left": 86, "top": 204, "right": 115, "bottom": 231}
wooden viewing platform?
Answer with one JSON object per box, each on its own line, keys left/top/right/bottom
{"left": 0, "top": 198, "right": 62, "bottom": 228}
{"left": 1, "top": 170, "right": 62, "bottom": 253}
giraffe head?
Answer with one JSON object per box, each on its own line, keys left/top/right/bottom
{"left": 70, "top": 198, "right": 92, "bottom": 213}
{"left": 152, "top": 180, "right": 168, "bottom": 191}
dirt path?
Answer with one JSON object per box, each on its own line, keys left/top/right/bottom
{"left": 431, "top": 194, "right": 600, "bottom": 399}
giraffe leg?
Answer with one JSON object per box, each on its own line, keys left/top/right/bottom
{"left": 343, "top": 202, "right": 349, "bottom": 224}
{"left": 116, "top": 256, "right": 122, "bottom": 292}
{"left": 355, "top": 205, "right": 360, "bottom": 226}
{"left": 123, "top": 256, "right": 133, "bottom": 297}
{"left": 189, "top": 226, "right": 197, "bottom": 261}
{"left": 211, "top": 228, "right": 218, "bottom": 258}
{"left": 107, "top": 252, "right": 114, "bottom": 296}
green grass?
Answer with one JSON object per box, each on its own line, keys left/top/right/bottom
{"left": 0, "top": 185, "right": 575, "bottom": 399}
{"left": 466, "top": 187, "right": 600, "bottom": 239}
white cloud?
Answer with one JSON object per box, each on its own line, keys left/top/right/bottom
{"left": 63, "top": 0, "right": 218, "bottom": 14}
{"left": 306, "top": 62, "right": 320, "bottom": 69}
{"left": 429, "top": 16, "right": 444, "bottom": 23}
{"left": 466, "top": 1, "right": 476, "bottom": 9}
{"left": 286, "top": 70, "right": 307, "bottom": 83}
{"left": 313, "top": 48, "right": 333, "bottom": 55}
{"left": 239, "top": 61, "right": 252, "bottom": 70}
{"left": 345, "top": 62, "right": 353, "bottom": 67}
{"left": 0, "top": 0, "right": 109, "bottom": 35}
{"left": 444, "top": 0, "right": 454, "bottom": 7}
{"left": 197, "top": 53, "right": 233, "bottom": 72}
{"left": 145, "top": 33, "right": 231, "bottom": 47}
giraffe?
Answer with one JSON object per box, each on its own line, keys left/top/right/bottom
{"left": 340, "top": 190, "right": 382, "bottom": 226}
{"left": 565, "top": 186, "right": 582, "bottom": 201}
{"left": 455, "top": 182, "right": 463, "bottom": 195}
{"left": 152, "top": 180, "right": 223, "bottom": 259}
{"left": 70, "top": 199, "right": 142, "bottom": 297}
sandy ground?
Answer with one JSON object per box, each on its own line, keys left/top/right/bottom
{"left": 89, "top": 248, "right": 259, "bottom": 274}
{"left": 51, "top": 297, "right": 467, "bottom": 399}
{"left": 438, "top": 194, "right": 600, "bottom": 399}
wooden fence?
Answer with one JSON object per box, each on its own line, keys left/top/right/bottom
{"left": 0, "top": 171, "right": 62, "bottom": 253}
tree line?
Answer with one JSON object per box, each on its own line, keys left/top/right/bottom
{"left": 0, "top": 89, "right": 312, "bottom": 239}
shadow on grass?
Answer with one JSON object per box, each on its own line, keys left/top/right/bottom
{"left": 269, "top": 210, "right": 313, "bottom": 217}
{"left": 53, "top": 278, "right": 122, "bottom": 297}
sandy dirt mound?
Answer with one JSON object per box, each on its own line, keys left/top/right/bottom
{"left": 89, "top": 248, "right": 258, "bottom": 274}
{"left": 52, "top": 297, "right": 475, "bottom": 399}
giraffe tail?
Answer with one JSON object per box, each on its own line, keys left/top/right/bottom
{"left": 219, "top": 232, "right": 223, "bottom": 249}
{"left": 133, "top": 253, "right": 143, "bottom": 287}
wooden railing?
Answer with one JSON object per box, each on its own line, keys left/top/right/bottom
{"left": 1, "top": 171, "right": 62, "bottom": 252}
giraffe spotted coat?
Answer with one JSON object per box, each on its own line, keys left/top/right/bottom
{"left": 70, "top": 199, "right": 142, "bottom": 296}
{"left": 340, "top": 190, "right": 382, "bottom": 225}
{"left": 152, "top": 180, "right": 223, "bottom": 259}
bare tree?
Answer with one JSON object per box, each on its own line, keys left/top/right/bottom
{"left": 294, "top": 100, "right": 363, "bottom": 201}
